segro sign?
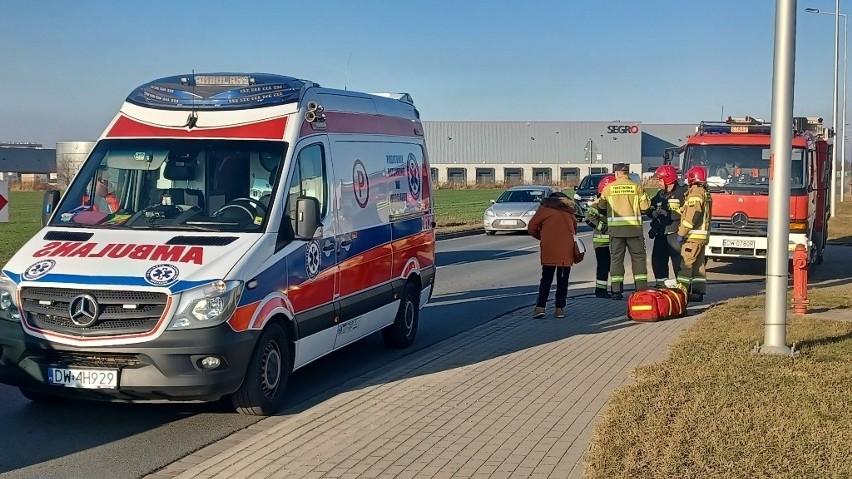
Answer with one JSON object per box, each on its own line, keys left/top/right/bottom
{"left": 607, "top": 125, "right": 640, "bottom": 134}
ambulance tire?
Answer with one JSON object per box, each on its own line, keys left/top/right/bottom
{"left": 19, "top": 387, "right": 63, "bottom": 404}
{"left": 231, "top": 323, "right": 291, "bottom": 416}
{"left": 382, "top": 282, "right": 420, "bottom": 348}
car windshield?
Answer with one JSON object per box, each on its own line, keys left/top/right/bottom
{"left": 578, "top": 175, "right": 603, "bottom": 190}
{"left": 683, "top": 144, "right": 807, "bottom": 189}
{"left": 50, "top": 139, "right": 287, "bottom": 232}
{"left": 495, "top": 189, "right": 545, "bottom": 203}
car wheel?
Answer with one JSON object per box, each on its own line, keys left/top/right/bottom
{"left": 485, "top": 230, "right": 496, "bottom": 236}
{"left": 231, "top": 323, "right": 291, "bottom": 415}
{"left": 382, "top": 282, "right": 420, "bottom": 348}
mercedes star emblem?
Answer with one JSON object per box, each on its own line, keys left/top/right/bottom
{"left": 731, "top": 212, "right": 749, "bottom": 228}
{"left": 68, "top": 294, "right": 100, "bottom": 327}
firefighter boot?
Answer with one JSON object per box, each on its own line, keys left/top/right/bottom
{"left": 595, "top": 288, "right": 611, "bottom": 298}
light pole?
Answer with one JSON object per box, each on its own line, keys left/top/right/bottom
{"left": 807, "top": 6, "right": 847, "bottom": 204}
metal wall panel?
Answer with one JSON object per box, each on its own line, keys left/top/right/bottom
{"left": 424, "top": 121, "right": 643, "bottom": 166}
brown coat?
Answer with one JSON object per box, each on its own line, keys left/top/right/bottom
{"left": 527, "top": 197, "right": 578, "bottom": 267}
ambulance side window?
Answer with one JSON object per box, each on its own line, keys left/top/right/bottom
{"left": 285, "top": 144, "right": 328, "bottom": 231}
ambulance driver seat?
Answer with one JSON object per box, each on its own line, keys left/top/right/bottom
{"left": 159, "top": 156, "right": 205, "bottom": 210}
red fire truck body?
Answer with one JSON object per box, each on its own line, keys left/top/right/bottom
{"left": 667, "top": 116, "right": 831, "bottom": 264}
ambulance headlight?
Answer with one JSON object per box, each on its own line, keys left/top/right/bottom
{"left": 0, "top": 274, "right": 21, "bottom": 323}
{"left": 169, "top": 280, "right": 243, "bottom": 330}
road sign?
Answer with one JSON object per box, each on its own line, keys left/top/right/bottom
{"left": 0, "top": 181, "right": 8, "bottom": 223}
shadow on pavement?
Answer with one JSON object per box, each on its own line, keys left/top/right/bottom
{"left": 436, "top": 248, "right": 535, "bottom": 267}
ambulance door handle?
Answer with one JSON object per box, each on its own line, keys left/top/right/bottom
{"left": 338, "top": 238, "right": 352, "bottom": 253}
{"left": 322, "top": 240, "right": 336, "bottom": 252}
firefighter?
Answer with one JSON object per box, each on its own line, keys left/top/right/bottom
{"left": 676, "top": 166, "right": 712, "bottom": 302}
{"left": 648, "top": 165, "right": 689, "bottom": 287}
{"left": 591, "top": 163, "right": 651, "bottom": 300}
{"left": 584, "top": 174, "right": 616, "bottom": 298}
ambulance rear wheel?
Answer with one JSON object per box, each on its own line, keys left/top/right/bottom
{"left": 231, "top": 323, "right": 291, "bottom": 416}
{"left": 383, "top": 282, "right": 420, "bottom": 348}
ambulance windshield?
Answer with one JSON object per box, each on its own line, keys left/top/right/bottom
{"left": 683, "top": 145, "right": 806, "bottom": 190}
{"left": 50, "top": 139, "right": 287, "bottom": 232}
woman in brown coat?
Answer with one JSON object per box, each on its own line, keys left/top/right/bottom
{"left": 527, "top": 191, "right": 578, "bottom": 318}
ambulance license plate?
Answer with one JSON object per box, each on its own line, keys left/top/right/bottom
{"left": 723, "top": 239, "right": 755, "bottom": 248}
{"left": 48, "top": 367, "right": 118, "bottom": 389}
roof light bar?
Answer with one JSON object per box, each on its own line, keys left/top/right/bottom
{"left": 126, "top": 73, "right": 317, "bottom": 111}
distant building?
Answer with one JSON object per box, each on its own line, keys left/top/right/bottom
{"left": 423, "top": 121, "right": 697, "bottom": 186}
{"left": 0, "top": 144, "right": 57, "bottom": 186}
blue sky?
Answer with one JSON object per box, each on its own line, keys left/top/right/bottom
{"left": 0, "top": 0, "right": 847, "bottom": 146}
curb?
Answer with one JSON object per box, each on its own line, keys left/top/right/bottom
{"left": 435, "top": 227, "right": 483, "bottom": 240}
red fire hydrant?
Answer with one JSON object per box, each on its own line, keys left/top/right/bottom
{"left": 792, "top": 244, "right": 809, "bottom": 314}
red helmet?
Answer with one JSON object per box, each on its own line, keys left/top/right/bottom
{"left": 685, "top": 166, "right": 708, "bottom": 185}
{"left": 597, "top": 174, "right": 616, "bottom": 194}
{"left": 655, "top": 165, "right": 678, "bottom": 186}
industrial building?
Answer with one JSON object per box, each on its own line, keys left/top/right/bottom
{"left": 422, "top": 121, "right": 697, "bottom": 186}
{"left": 0, "top": 143, "right": 57, "bottom": 186}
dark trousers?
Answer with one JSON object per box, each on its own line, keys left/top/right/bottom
{"left": 651, "top": 234, "right": 682, "bottom": 285}
{"left": 609, "top": 236, "right": 648, "bottom": 293}
{"left": 536, "top": 265, "right": 571, "bottom": 308}
{"left": 595, "top": 247, "right": 611, "bottom": 290}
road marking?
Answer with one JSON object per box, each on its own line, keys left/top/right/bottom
{"left": 425, "top": 281, "right": 596, "bottom": 307}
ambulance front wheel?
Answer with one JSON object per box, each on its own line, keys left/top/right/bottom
{"left": 383, "top": 282, "right": 420, "bottom": 348}
{"left": 231, "top": 323, "right": 291, "bottom": 416}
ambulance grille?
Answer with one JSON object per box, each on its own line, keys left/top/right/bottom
{"left": 19, "top": 288, "right": 168, "bottom": 338}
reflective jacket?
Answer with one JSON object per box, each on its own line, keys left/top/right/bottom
{"left": 677, "top": 184, "right": 712, "bottom": 244}
{"left": 584, "top": 201, "right": 610, "bottom": 249}
{"left": 591, "top": 172, "right": 651, "bottom": 238}
{"left": 647, "top": 183, "right": 688, "bottom": 236}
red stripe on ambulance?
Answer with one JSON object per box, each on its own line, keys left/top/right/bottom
{"left": 106, "top": 115, "right": 288, "bottom": 139}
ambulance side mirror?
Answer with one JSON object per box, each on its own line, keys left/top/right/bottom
{"left": 42, "top": 190, "right": 60, "bottom": 227}
{"left": 294, "top": 197, "right": 321, "bottom": 239}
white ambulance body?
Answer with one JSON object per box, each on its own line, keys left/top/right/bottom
{"left": 0, "top": 73, "right": 436, "bottom": 415}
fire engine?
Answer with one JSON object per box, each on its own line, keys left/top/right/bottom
{"left": 664, "top": 116, "right": 831, "bottom": 265}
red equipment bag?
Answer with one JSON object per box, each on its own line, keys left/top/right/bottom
{"left": 627, "top": 288, "right": 688, "bottom": 322}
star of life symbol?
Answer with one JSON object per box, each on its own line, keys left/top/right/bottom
{"left": 406, "top": 153, "right": 421, "bottom": 200}
{"left": 305, "top": 241, "right": 321, "bottom": 279}
{"left": 145, "top": 264, "right": 180, "bottom": 286}
{"left": 22, "top": 260, "right": 56, "bottom": 280}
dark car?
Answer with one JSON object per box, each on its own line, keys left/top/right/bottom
{"left": 574, "top": 172, "right": 640, "bottom": 213}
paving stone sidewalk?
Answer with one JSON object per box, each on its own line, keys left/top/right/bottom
{"left": 146, "top": 292, "right": 709, "bottom": 479}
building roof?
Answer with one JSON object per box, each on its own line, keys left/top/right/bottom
{"left": 0, "top": 147, "right": 57, "bottom": 173}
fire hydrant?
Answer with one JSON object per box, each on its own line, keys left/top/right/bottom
{"left": 792, "top": 244, "right": 809, "bottom": 314}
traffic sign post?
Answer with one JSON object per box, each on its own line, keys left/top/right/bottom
{"left": 0, "top": 181, "right": 9, "bottom": 223}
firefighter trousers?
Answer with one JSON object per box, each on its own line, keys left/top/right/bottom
{"left": 651, "top": 234, "right": 682, "bottom": 286}
{"left": 595, "top": 246, "right": 611, "bottom": 291}
{"left": 609, "top": 236, "right": 648, "bottom": 293}
{"left": 677, "top": 240, "right": 707, "bottom": 294}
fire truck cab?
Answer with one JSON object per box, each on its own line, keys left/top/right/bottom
{"left": 665, "top": 116, "right": 831, "bottom": 264}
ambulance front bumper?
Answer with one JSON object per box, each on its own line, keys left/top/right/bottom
{"left": 0, "top": 319, "right": 259, "bottom": 402}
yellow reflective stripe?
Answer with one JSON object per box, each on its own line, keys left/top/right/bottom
{"left": 677, "top": 276, "right": 692, "bottom": 284}
{"left": 686, "top": 198, "right": 702, "bottom": 207}
{"left": 667, "top": 199, "right": 681, "bottom": 206}
{"left": 611, "top": 276, "right": 624, "bottom": 282}
{"left": 631, "top": 305, "right": 653, "bottom": 311}
{"left": 609, "top": 185, "right": 636, "bottom": 195}
{"left": 692, "top": 278, "right": 707, "bottom": 283}
{"left": 595, "top": 280, "right": 608, "bottom": 287}
{"left": 634, "top": 274, "right": 648, "bottom": 281}
{"left": 682, "top": 220, "right": 694, "bottom": 228}
{"left": 609, "top": 220, "right": 643, "bottom": 226}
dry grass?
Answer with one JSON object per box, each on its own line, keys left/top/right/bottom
{"left": 828, "top": 198, "right": 852, "bottom": 242}
{"left": 584, "top": 286, "right": 852, "bottom": 479}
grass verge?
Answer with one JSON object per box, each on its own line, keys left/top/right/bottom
{"left": 828, "top": 197, "right": 852, "bottom": 243}
{"left": 0, "top": 191, "right": 43, "bottom": 266}
{"left": 584, "top": 286, "right": 852, "bottom": 479}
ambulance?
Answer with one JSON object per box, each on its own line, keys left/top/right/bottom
{"left": 0, "top": 73, "right": 436, "bottom": 415}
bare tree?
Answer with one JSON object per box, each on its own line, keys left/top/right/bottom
{"left": 56, "top": 154, "right": 81, "bottom": 190}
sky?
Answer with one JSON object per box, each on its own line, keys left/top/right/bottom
{"left": 0, "top": 0, "right": 848, "bottom": 147}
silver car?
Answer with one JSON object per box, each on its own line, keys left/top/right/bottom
{"left": 483, "top": 185, "right": 559, "bottom": 235}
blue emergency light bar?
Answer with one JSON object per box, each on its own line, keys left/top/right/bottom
{"left": 698, "top": 121, "right": 773, "bottom": 135}
{"left": 126, "top": 73, "right": 316, "bottom": 110}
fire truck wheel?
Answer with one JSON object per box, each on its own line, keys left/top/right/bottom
{"left": 382, "top": 282, "right": 420, "bottom": 348}
{"left": 231, "top": 323, "right": 291, "bottom": 416}
{"left": 19, "top": 387, "right": 63, "bottom": 404}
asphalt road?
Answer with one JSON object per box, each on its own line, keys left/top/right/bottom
{"left": 0, "top": 226, "right": 769, "bottom": 479}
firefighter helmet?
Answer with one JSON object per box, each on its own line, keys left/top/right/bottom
{"left": 655, "top": 165, "right": 679, "bottom": 186}
{"left": 685, "top": 166, "right": 708, "bottom": 185}
{"left": 597, "top": 174, "right": 617, "bottom": 194}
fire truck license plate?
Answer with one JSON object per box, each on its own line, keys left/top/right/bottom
{"left": 723, "top": 239, "right": 756, "bottom": 248}
{"left": 48, "top": 367, "right": 118, "bottom": 389}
